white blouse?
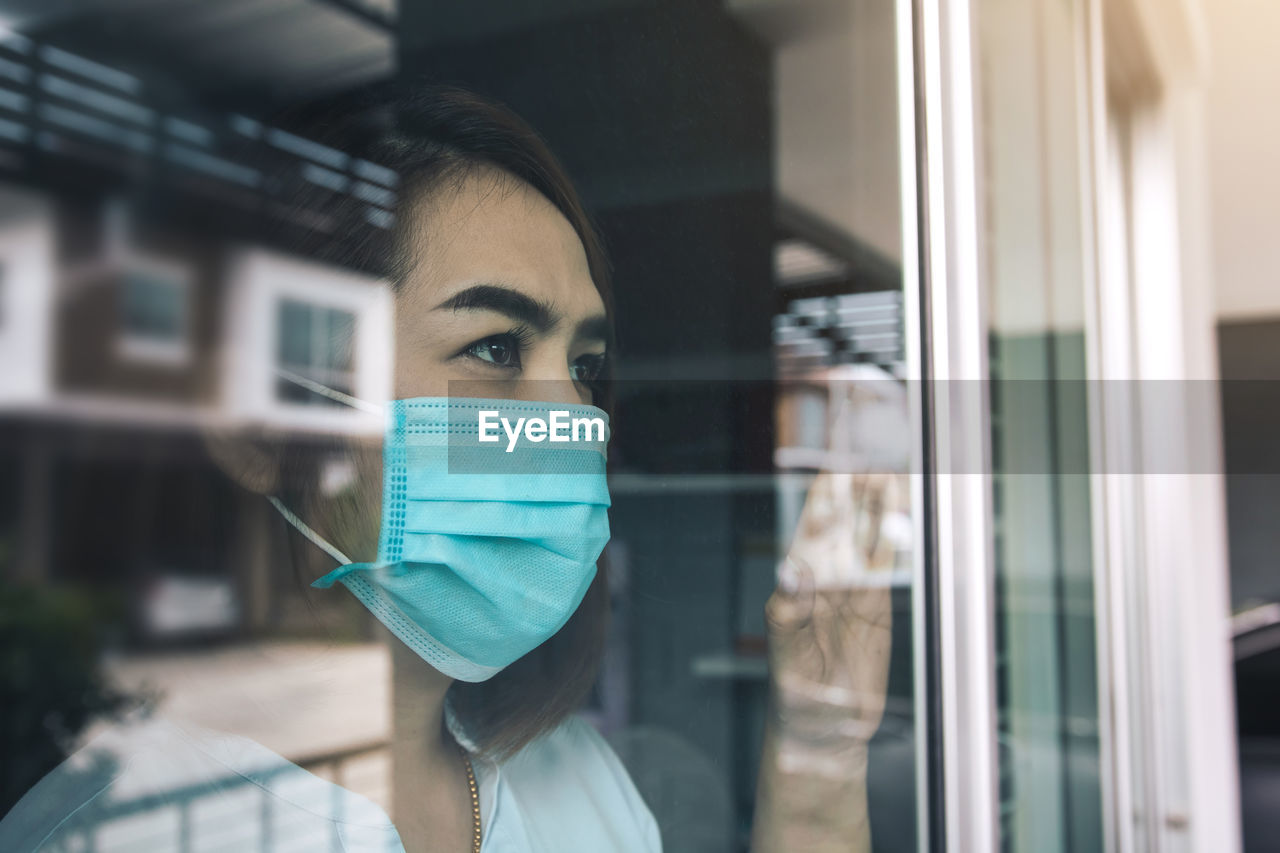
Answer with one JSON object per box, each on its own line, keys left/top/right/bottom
{"left": 0, "top": 715, "right": 662, "bottom": 852}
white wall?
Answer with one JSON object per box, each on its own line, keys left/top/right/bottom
{"left": 733, "top": 0, "right": 903, "bottom": 263}
{"left": 221, "top": 247, "right": 392, "bottom": 435}
{"left": 1204, "top": 0, "right": 1280, "bottom": 321}
{"left": 0, "top": 185, "right": 55, "bottom": 405}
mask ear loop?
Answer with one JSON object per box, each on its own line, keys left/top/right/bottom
{"left": 274, "top": 367, "right": 385, "bottom": 415}
{"left": 267, "top": 495, "right": 353, "bottom": 566}
{"left": 264, "top": 369, "right": 384, "bottom": 568}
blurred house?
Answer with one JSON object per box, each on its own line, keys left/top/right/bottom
{"left": 0, "top": 33, "right": 395, "bottom": 642}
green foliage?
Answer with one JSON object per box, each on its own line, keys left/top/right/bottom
{"left": 0, "top": 584, "right": 142, "bottom": 816}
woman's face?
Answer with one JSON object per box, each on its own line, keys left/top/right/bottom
{"left": 303, "top": 168, "right": 609, "bottom": 563}
{"left": 393, "top": 167, "right": 608, "bottom": 406}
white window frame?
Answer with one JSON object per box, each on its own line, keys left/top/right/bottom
{"left": 900, "top": 0, "right": 1000, "bottom": 849}
{"left": 273, "top": 296, "right": 359, "bottom": 407}
{"left": 1084, "top": 2, "right": 1238, "bottom": 851}
{"left": 220, "top": 246, "right": 391, "bottom": 436}
{"left": 115, "top": 254, "right": 194, "bottom": 367}
{"left": 907, "top": 0, "right": 1234, "bottom": 851}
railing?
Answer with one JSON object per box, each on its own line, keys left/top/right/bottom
{"left": 296, "top": 737, "right": 391, "bottom": 794}
{"left": 0, "top": 30, "right": 397, "bottom": 271}
{"left": 57, "top": 737, "right": 391, "bottom": 853}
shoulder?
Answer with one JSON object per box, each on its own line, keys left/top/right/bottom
{"left": 0, "top": 718, "right": 401, "bottom": 853}
{"left": 0, "top": 717, "right": 193, "bottom": 851}
{"left": 0, "top": 734, "right": 121, "bottom": 852}
{"left": 491, "top": 716, "right": 662, "bottom": 853}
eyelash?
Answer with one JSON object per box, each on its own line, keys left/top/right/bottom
{"left": 459, "top": 325, "right": 536, "bottom": 370}
{"left": 571, "top": 353, "right": 607, "bottom": 383}
{"left": 458, "top": 327, "right": 608, "bottom": 386}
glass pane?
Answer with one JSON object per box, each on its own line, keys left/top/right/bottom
{"left": 122, "top": 272, "right": 183, "bottom": 340}
{"left": 976, "top": 0, "right": 1102, "bottom": 849}
{"left": 277, "top": 299, "right": 313, "bottom": 368}
{"left": 0, "top": 3, "right": 924, "bottom": 851}
{"left": 322, "top": 308, "right": 356, "bottom": 371}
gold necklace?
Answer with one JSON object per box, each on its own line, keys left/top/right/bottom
{"left": 458, "top": 742, "right": 482, "bottom": 853}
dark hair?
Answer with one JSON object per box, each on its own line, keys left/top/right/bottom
{"left": 212, "top": 86, "right": 613, "bottom": 760}
{"left": 373, "top": 85, "right": 614, "bottom": 759}
{"left": 378, "top": 87, "right": 613, "bottom": 318}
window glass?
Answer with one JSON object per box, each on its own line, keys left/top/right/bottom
{"left": 275, "top": 299, "right": 356, "bottom": 404}
{"left": 0, "top": 4, "right": 924, "bottom": 852}
{"left": 120, "top": 270, "right": 186, "bottom": 345}
{"left": 976, "top": 0, "right": 1103, "bottom": 848}
{"left": 277, "top": 299, "right": 313, "bottom": 368}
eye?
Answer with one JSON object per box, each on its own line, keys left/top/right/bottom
{"left": 570, "top": 353, "right": 607, "bottom": 384}
{"left": 463, "top": 334, "right": 523, "bottom": 369}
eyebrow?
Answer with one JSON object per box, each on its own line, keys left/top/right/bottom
{"left": 433, "top": 284, "right": 558, "bottom": 332}
{"left": 434, "top": 283, "right": 611, "bottom": 346}
{"left": 575, "top": 315, "right": 612, "bottom": 347}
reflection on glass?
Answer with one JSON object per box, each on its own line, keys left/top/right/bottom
{"left": 978, "top": 0, "right": 1103, "bottom": 850}
{"left": 120, "top": 273, "right": 184, "bottom": 344}
{"left": 0, "top": 2, "right": 920, "bottom": 851}
{"left": 276, "top": 299, "right": 358, "bottom": 404}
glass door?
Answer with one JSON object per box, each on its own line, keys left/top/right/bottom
{"left": 905, "top": 0, "right": 1106, "bottom": 849}
{"left": 975, "top": 0, "right": 1102, "bottom": 849}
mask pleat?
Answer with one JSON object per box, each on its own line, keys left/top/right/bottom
{"left": 329, "top": 396, "right": 613, "bottom": 681}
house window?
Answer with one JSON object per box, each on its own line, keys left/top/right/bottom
{"left": 118, "top": 265, "right": 190, "bottom": 364}
{"left": 275, "top": 298, "right": 356, "bottom": 406}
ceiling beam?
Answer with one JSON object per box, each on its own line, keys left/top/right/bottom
{"left": 308, "top": 0, "right": 395, "bottom": 33}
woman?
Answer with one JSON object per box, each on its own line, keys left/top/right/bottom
{"left": 1, "top": 86, "right": 891, "bottom": 852}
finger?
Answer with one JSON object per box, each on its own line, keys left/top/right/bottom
{"left": 841, "top": 583, "right": 892, "bottom": 633}
{"left": 766, "top": 556, "right": 817, "bottom": 636}
{"left": 794, "top": 471, "right": 836, "bottom": 541}
{"left": 852, "top": 473, "right": 894, "bottom": 572}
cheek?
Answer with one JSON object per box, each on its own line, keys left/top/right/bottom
{"left": 308, "top": 446, "right": 383, "bottom": 563}
{"left": 392, "top": 341, "right": 450, "bottom": 399}
{"left": 393, "top": 290, "right": 455, "bottom": 399}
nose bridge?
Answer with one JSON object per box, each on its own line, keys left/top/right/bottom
{"left": 514, "top": 375, "right": 582, "bottom": 405}
{"left": 513, "top": 343, "right": 582, "bottom": 404}
{"left": 506, "top": 326, "right": 593, "bottom": 404}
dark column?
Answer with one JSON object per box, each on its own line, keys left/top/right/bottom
{"left": 398, "top": 0, "right": 776, "bottom": 831}
{"left": 14, "top": 430, "right": 53, "bottom": 584}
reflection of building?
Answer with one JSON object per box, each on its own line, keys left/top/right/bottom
{"left": 0, "top": 5, "right": 908, "bottom": 847}
{"left": 0, "top": 175, "right": 391, "bottom": 641}
{"left": 0, "top": 0, "right": 406, "bottom": 648}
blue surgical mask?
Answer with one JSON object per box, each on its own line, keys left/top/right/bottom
{"left": 270, "top": 394, "right": 611, "bottom": 683}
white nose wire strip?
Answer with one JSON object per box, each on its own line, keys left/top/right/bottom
{"left": 267, "top": 495, "right": 353, "bottom": 566}
{"left": 274, "top": 368, "right": 384, "bottom": 415}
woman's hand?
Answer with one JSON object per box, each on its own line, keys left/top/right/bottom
{"left": 768, "top": 471, "right": 894, "bottom": 771}
{"left": 752, "top": 471, "right": 897, "bottom": 853}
